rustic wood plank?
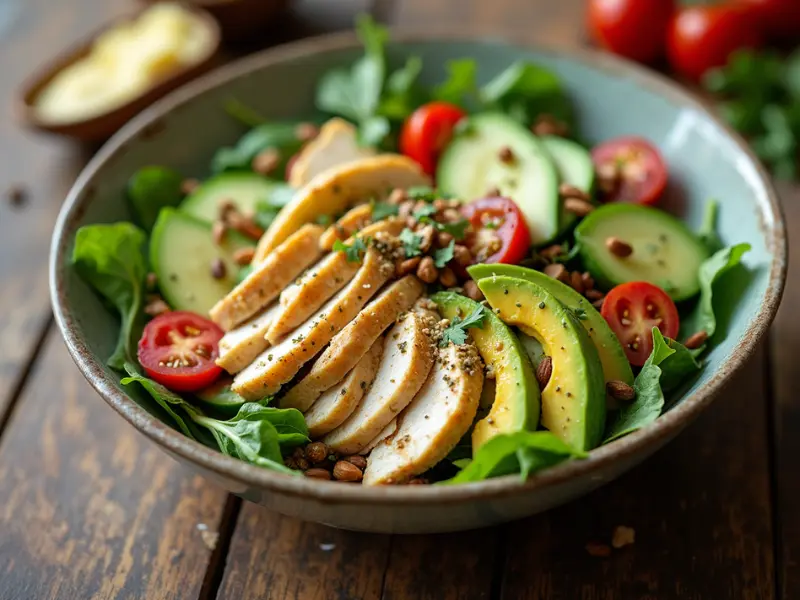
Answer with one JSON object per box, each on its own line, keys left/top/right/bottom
{"left": 0, "top": 331, "right": 231, "bottom": 600}
{"left": 500, "top": 349, "right": 774, "bottom": 600}
{"left": 769, "top": 181, "right": 800, "bottom": 600}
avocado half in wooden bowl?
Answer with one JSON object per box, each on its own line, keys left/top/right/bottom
{"left": 50, "top": 29, "right": 785, "bottom": 533}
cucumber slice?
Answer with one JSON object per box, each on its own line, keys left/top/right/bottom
{"left": 541, "top": 136, "right": 595, "bottom": 234}
{"left": 180, "top": 173, "right": 293, "bottom": 223}
{"left": 195, "top": 378, "right": 249, "bottom": 415}
{"left": 150, "top": 208, "right": 255, "bottom": 314}
{"left": 437, "top": 113, "right": 560, "bottom": 245}
{"left": 575, "top": 204, "right": 709, "bottom": 301}
{"left": 127, "top": 166, "right": 184, "bottom": 231}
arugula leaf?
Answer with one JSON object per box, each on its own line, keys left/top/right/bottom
{"left": 434, "top": 59, "right": 478, "bottom": 106}
{"left": 211, "top": 122, "right": 304, "bottom": 173}
{"left": 72, "top": 223, "right": 148, "bottom": 371}
{"left": 413, "top": 204, "right": 437, "bottom": 220}
{"left": 122, "top": 365, "right": 201, "bottom": 438}
{"left": 661, "top": 338, "right": 702, "bottom": 394}
{"left": 434, "top": 239, "right": 455, "bottom": 268}
{"left": 440, "top": 306, "right": 486, "bottom": 347}
{"left": 332, "top": 236, "right": 368, "bottom": 263}
{"left": 211, "top": 403, "right": 309, "bottom": 449}
{"left": 445, "top": 431, "right": 585, "bottom": 483}
{"left": 126, "top": 166, "right": 184, "bottom": 232}
{"left": 399, "top": 228, "right": 423, "bottom": 257}
{"left": 697, "top": 200, "right": 723, "bottom": 254}
{"left": 371, "top": 200, "right": 400, "bottom": 220}
{"left": 604, "top": 328, "right": 675, "bottom": 443}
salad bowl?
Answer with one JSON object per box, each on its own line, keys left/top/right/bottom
{"left": 50, "top": 30, "right": 786, "bottom": 533}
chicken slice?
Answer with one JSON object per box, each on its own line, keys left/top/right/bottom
{"left": 288, "top": 118, "right": 376, "bottom": 188}
{"left": 319, "top": 204, "right": 373, "bottom": 251}
{"left": 231, "top": 248, "right": 393, "bottom": 400}
{"left": 304, "top": 337, "right": 384, "bottom": 438}
{"left": 363, "top": 343, "right": 484, "bottom": 486}
{"left": 265, "top": 218, "right": 405, "bottom": 344}
{"left": 323, "top": 312, "right": 435, "bottom": 455}
{"left": 216, "top": 303, "right": 280, "bottom": 374}
{"left": 209, "top": 224, "right": 323, "bottom": 331}
{"left": 359, "top": 420, "right": 397, "bottom": 456}
{"left": 281, "top": 276, "right": 424, "bottom": 411}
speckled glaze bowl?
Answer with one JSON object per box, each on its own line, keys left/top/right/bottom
{"left": 50, "top": 32, "right": 786, "bottom": 534}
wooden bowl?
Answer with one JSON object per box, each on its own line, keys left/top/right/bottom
{"left": 18, "top": 4, "right": 221, "bottom": 142}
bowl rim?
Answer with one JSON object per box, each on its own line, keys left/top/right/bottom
{"left": 50, "top": 29, "right": 787, "bottom": 505}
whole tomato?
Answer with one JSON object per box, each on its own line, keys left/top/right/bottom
{"left": 587, "top": 0, "right": 676, "bottom": 63}
{"left": 667, "top": 4, "right": 762, "bottom": 81}
{"left": 736, "top": 0, "right": 800, "bottom": 41}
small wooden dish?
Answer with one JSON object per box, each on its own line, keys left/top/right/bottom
{"left": 18, "top": 4, "right": 221, "bottom": 142}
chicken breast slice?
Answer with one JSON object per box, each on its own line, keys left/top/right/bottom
{"left": 231, "top": 248, "right": 393, "bottom": 400}
{"left": 363, "top": 343, "right": 484, "bottom": 486}
{"left": 323, "top": 312, "right": 435, "bottom": 455}
{"left": 304, "top": 337, "right": 384, "bottom": 438}
{"left": 359, "top": 420, "right": 397, "bottom": 456}
{"left": 216, "top": 303, "right": 280, "bottom": 374}
{"left": 266, "top": 218, "right": 405, "bottom": 344}
{"left": 209, "top": 224, "right": 323, "bottom": 331}
{"left": 319, "top": 204, "right": 373, "bottom": 251}
{"left": 281, "top": 276, "right": 424, "bottom": 411}
{"left": 288, "top": 118, "right": 376, "bottom": 188}
{"left": 254, "top": 154, "right": 429, "bottom": 260}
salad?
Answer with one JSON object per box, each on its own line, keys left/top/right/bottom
{"left": 72, "top": 16, "right": 750, "bottom": 486}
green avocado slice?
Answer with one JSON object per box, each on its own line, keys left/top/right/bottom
{"left": 478, "top": 276, "right": 606, "bottom": 451}
{"left": 431, "top": 292, "right": 540, "bottom": 453}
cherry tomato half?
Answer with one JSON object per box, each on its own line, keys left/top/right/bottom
{"left": 400, "top": 101, "right": 467, "bottom": 176}
{"left": 737, "top": 0, "right": 800, "bottom": 41}
{"left": 666, "top": 4, "right": 762, "bottom": 82}
{"left": 591, "top": 137, "right": 668, "bottom": 206}
{"left": 587, "top": 0, "right": 676, "bottom": 64}
{"left": 601, "top": 282, "right": 680, "bottom": 367}
{"left": 138, "top": 311, "right": 224, "bottom": 392}
{"left": 461, "top": 197, "right": 531, "bottom": 265}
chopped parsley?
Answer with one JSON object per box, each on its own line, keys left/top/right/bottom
{"left": 572, "top": 307, "right": 588, "bottom": 321}
{"left": 371, "top": 200, "right": 399, "bottom": 221}
{"left": 406, "top": 186, "right": 437, "bottom": 202}
{"left": 418, "top": 216, "right": 470, "bottom": 240}
{"left": 332, "top": 236, "right": 368, "bottom": 263}
{"left": 434, "top": 239, "right": 455, "bottom": 268}
{"left": 440, "top": 306, "right": 486, "bottom": 347}
{"left": 399, "top": 228, "right": 423, "bottom": 257}
{"left": 412, "top": 204, "right": 437, "bottom": 220}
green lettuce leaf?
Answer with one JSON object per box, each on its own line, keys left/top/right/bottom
{"left": 211, "top": 122, "right": 304, "bottom": 173}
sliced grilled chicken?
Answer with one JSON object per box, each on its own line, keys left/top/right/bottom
{"left": 281, "top": 276, "right": 424, "bottom": 411}
{"left": 304, "top": 337, "right": 384, "bottom": 438}
{"left": 216, "top": 303, "right": 280, "bottom": 374}
{"left": 288, "top": 118, "right": 375, "bottom": 188}
{"left": 363, "top": 343, "right": 484, "bottom": 486}
{"left": 254, "top": 154, "right": 429, "bottom": 261}
{"left": 231, "top": 248, "right": 393, "bottom": 400}
{"left": 323, "top": 312, "right": 435, "bottom": 455}
{"left": 319, "top": 204, "right": 373, "bottom": 251}
{"left": 359, "top": 420, "right": 397, "bottom": 456}
{"left": 266, "top": 218, "right": 405, "bottom": 344}
{"left": 209, "top": 224, "right": 323, "bottom": 331}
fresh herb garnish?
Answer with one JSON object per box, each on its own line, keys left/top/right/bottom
{"left": 572, "top": 307, "right": 588, "bottom": 321}
{"left": 436, "top": 218, "right": 469, "bottom": 240}
{"left": 440, "top": 306, "right": 486, "bottom": 347}
{"left": 211, "top": 122, "right": 304, "bottom": 173}
{"left": 406, "top": 186, "right": 439, "bottom": 202}
{"left": 413, "top": 204, "right": 438, "bottom": 220}
{"left": 332, "top": 237, "right": 368, "bottom": 262}
{"left": 434, "top": 239, "right": 455, "bottom": 268}
{"left": 399, "top": 228, "right": 423, "bottom": 257}
{"left": 371, "top": 200, "right": 399, "bottom": 220}
{"left": 433, "top": 59, "right": 478, "bottom": 106}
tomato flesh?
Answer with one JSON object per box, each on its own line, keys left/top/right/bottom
{"left": 736, "top": 0, "right": 800, "bottom": 41}
{"left": 601, "top": 282, "right": 680, "bottom": 367}
{"left": 461, "top": 197, "right": 531, "bottom": 265}
{"left": 587, "top": 0, "right": 676, "bottom": 63}
{"left": 138, "top": 311, "right": 224, "bottom": 392}
{"left": 400, "top": 101, "right": 467, "bottom": 176}
{"left": 591, "top": 136, "right": 668, "bottom": 206}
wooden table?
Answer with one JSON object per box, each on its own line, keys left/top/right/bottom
{"left": 0, "top": 0, "right": 796, "bottom": 598}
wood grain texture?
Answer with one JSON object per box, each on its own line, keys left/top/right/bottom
{"left": 0, "top": 332, "right": 230, "bottom": 600}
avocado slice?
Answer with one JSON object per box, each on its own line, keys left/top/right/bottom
{"left": 469, "top": 264, "right": 634, "bottom": 407}
{"left": 478, "top": 276, "right": 606, "bottom": 451}
{"left": 431, "top": 292, "right": 540, "bottom": 452}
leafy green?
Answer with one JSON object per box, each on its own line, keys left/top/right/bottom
{"left": 371, "top": 200, "right": 400, "bottom": 221}
{"left": 379, "top": 56, "right": 426, "bottom": 120}
{"left": 332, "top": 236, "right": 368, "bottom": 262}
{"left": 122, "top": 366, "right": 201, "bottom": 438}
{"left": 440, "top": 306, "right": 486, "bottom": 347}
{"left": 661, "top": 338, "right": 702, "bottom": 395}
{"left": 435, "top": 218, "right": 469, "bottom": 240}
{"left": 253, "top": 183, "right": 295, "bottom": 230}
{"left": 126, "top": 166, "right": 184, "bottom": 231}
{"left": 434, "top": 240, "right": 455, "bottom": 268}
{"left": 434, "top": 59, "right": 478, "bottom": 106}
{"left": 445, "top": 431, "right": 585, "bottom": 483}
{"left": 406, "top": 186, "right": 440, "bottom": 201}
{"left": 412, "top": 204, "right": 437, "bottom": 220}
{"left": 399, "top": 228, "right": 423, "bottom": 257}
{"left": 211, "top": 122, "right": 303, "bottom": 173}
{"left": 224, "top": 98, "right": 267, "bottom": 127}
{"left": 72, "top": 223, "right": 148, "bottom": 371}
{"left": 697, "top": 200, "right": 723, "bottom": 255}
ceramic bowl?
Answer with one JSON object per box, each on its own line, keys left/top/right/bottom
{"left": 50, "top": 32, "right": 786, "bottom": 534}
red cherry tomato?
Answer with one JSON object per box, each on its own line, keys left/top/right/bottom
{"left": 591, "top": 137, "right": 668, "bottom": 206}
{"left": 587, "top": 0, "right": 676, "bottom": 64}
{"left": 400, "top": 101, "right": 467, "bottom": 176}
{"left": 138, "top": 311, "right": 224, "bottom": 392}
{"left": 461, "top": 197, "right": 531, "bottom": 265}
{"left": 601, "top": 282, "right": 680, "bottom": 367}
{"left": 736, "top": 0, "right": 800, "bottom": 41}
{"left": 666, "top": 4, "right": 762, "bottom": 82}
